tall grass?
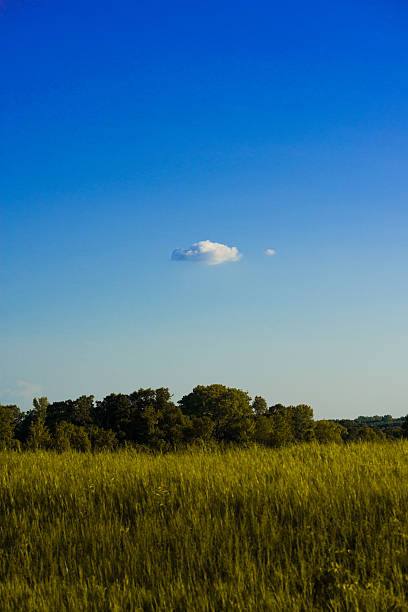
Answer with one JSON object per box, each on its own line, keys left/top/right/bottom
{"left": 1, "top": 442, "right": 408, "bottom": 610}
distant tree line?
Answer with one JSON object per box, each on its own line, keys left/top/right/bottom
{"left": 1, "top": 384, "right": 407, "bottom": 451}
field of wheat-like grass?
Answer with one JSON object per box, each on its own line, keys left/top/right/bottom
{"left": 1, "top": 442, "right": 408, "bottom": 610}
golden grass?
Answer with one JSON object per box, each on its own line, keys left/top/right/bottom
{"left": 1, "top": 442, "right": 408, "bottom": 610}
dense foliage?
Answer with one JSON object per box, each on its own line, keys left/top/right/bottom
{"left": 2, "top": 443, "right": 408, "bottom": 610}
{"left": 1, "top": 384, "right": 407, "bottom": 451}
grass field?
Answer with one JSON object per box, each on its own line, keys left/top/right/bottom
{"left": 1, "top": 442, "right": 408, "bottom": 611}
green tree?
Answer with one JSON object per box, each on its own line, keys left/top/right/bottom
{"left": 314, "top": 420, "right": 345, "bottom": 443}
{"left": 402, "top": 415, "right": 408, "bottom": 439}
{"left": 179, "top": 384, "right": 255, "bottom": 443}
{"left": 129, "top": 388, "right": 191, "bottom": 449}
{"left": 93, "top": 393, "right": 133, "bottom": 441}
{"left": 267, "top": 405, "right": 294, "bottom": 447}
{"left": 252, "top": 396, "right": 268, "bottom": 415}
{"left": 46, "top": 395, "right": 94, "bottom": 432}
{"left": 291, "top": 404, "right": 315, "bottom": 442}
{"left": 26, "top": 397, "right": 51, "bottom": 450}
{"left": 267, "top": 404, "right": 315, "bottom": 444}
{"left": 53, "top": 422, "right": 91, "bottom": 452}
{"left": 184, "top": 415, "right": 215, "bottom": 445}
{"left": 155, "top": 402, "right": 191, "bottom": 449}
{"left": 127, "top": 388, "right": 161, "bottom": 444}
{"left": 347, "top": 426, "right": 385, "bottom": 442}
{"left": 253, "top": 414, "right": 275, "bottom": 445}
{"left": 92, "top": 388, "right": 191, "bottom": 449}
{"left": 87, "top": 426, "right": 118, "bottom": 451}
{"left": 0, "top": 404, "right": 20, "bottom": 449}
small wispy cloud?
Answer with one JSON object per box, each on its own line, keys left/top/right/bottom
{"left": 172, "top": 240, "right": 242, "bottom": 266}
{"left": 264, "top": 248, "right": 276, "bottom": 256}
{"left": 15, "top": 380, "right": 42, "bottom": 400}
{"left": 0, "top": 380, "right": 42, "bottom": 407}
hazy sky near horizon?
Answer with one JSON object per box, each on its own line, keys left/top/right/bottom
{"left": 1, "top": 0, "right": 408, "bottom": 418}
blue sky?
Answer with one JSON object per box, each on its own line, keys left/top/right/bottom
{"left": 1, "top": 0, "right": 407, "bottom": 417}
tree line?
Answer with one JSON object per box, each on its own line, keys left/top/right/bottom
{"left": 1, "top": 384, "right": 407, "bottom": 451}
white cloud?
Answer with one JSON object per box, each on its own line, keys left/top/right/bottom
{"left": 172, "top": 240, "right": 242, "bottom": 266}
{"left": 0, "top": 380, "right": 42, "bottom": 406}
{"left": 264, "top": 248, "right": 276, "bottom": 256}
{"left": 15, "top": 380, "right": 42, "bottom": 400}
